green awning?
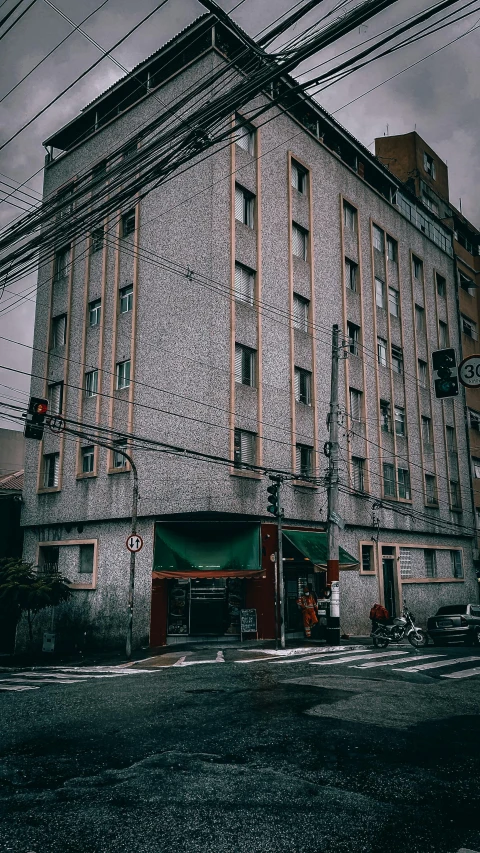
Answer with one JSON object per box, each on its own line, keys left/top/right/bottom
{"left": 153, "top": 522, "right": 262, "bottom": 578}
{"left": 283, "top": 530, "right": 358, "bottom": 568}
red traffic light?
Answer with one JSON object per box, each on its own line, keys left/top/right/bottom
{"left": 34, "top": 402, "right": 48, "bottom": 415}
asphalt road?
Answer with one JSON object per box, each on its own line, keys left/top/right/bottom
{"left": 1, "top": 643, "right": 480, "bottom": 853}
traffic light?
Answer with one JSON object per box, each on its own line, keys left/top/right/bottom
{"left": 267, "top": 480, "right": 279, "bottom": 516}
{"left": 431, "top": 348, "right": 459, "bottom": 399}
{"left": 24, "top": 396, "right": 48, "bottom": 440}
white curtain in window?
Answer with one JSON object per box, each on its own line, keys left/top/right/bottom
{"left": 234, "top": 186, "right": 244, "bottom": 222}
{"left": 240, "top": 431, "right": 255, "bottom": 465}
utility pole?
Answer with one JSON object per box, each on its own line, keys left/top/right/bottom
{"left": 326, "top": 324, "right": 341, "bottom": 645}
{"left": 267, "top": 475, "right": 285, "bottom": 649}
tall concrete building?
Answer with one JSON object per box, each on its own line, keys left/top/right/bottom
{"left": 20, "top": 15, "right": 477, "bottom": 651}
{"left": 376, "top": 132, "right": 480, "bottom": 560}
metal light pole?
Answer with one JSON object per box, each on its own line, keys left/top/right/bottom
{"left": 326, "top": 324, "right": 341, "bottom": 645}
{"left": 277, "top": 478, "right": 286, "bottom": 649}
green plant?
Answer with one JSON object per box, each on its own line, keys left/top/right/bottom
{"left": 0, "top": 558, "right": 72, "bottom": 642}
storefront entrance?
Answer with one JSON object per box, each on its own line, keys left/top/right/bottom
{"left": 167, "top": 577, "right": 245, "bottom": 637}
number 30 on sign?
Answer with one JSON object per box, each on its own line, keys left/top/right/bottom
{"left": 459, "top": 355, "right": 480, "bottom": 388}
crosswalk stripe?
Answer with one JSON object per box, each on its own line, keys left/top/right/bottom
{"left": 0, "top": 685, "right": 40, "bottom": 691}
{"left": 237, "top": 647, "right": 370, "bottom": 665}
{"left": 394, "top": 656, "right": 480, "bottom": 673}
{"left": 353, "top": 654, "right": 444, "bottom": 669}
{"left": 442, "top": 666, "right": 480, "bottom": 680}
{"left": 309, "top": 650, "right": 409, "bottom": 666}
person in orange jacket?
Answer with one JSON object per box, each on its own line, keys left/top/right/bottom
{"left": 296, "top": 585, "right": 319, "bottom": 638}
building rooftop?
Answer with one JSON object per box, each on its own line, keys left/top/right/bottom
{"left": 0, "top": 470, "right": 24, "bottom": 493}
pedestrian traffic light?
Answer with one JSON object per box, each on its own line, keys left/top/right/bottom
{"left": 432, "top": 348, "right": 458, "bottom": 399}
{"left": 267, "top": 480, "right": 279, "bottom": 516}
{"left": 24, "top": 396, "right": 48, "bottom": 440}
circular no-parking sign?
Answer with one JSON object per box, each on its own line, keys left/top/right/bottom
{"left": 459, "top": 354, "right": 480, "bottom": 388}
{"left": 126, "top": 534, "right": 143, "bottom": 553}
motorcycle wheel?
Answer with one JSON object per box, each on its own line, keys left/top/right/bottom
{"left": 408, "top": 629, "right": 427, "bottom": 648}
{"left": 372, "top": 635, "right": 389, "bottom": 648}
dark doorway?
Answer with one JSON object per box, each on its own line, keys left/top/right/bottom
{"left": 382, "top": 549, "right": 396, "bottom": 617}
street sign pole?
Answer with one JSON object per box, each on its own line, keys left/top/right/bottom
{"left": 125, "top": 463, "right": 139, "bottom": 660}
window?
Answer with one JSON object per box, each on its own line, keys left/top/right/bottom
{"left": 345, "top": 258, "right": 358, "bottom": 292}
{"left": 469, "top": 410, "right": 480, "bottom": 432}
{"left": 446, "top": 425, "right": 457, "bottom": 453}
{"left": 43, "top": 453, "right": 59, "bottom": 488}
{"left": 439, "top": 321, "right": 449, "bottom": 348}
{"left": 394, "top": 406, "right": 405, "bottom": 436}
{"left": 352, "top": 456, "right": 365, "bottom": 491}
{"left": 91, "top": 228, "right": 104, "bottom": 253}
{"left": 234, "top": 429, "right": 256, "bottom": 468}
{"left": 425, "top": 474, "right": 438, "bottom": 505}
{"left": 383, "top": 463, "right": 396, "bottom": 497}
{"left": 81, "top": 446, "right": 95, "bottom": 474}
{"left": 120, "top": 284, "right": 133, "bottom": 314}
{"left": 459, "top": 271, "right": 475, "bottom": 295}
{"left": 121, "top": 209, "right": 136, "bottom": 237}
{"left": 294, "top": 367, "right": 312, "bottom": 405}
{"left": 423, "top": 194, "right": 438, "bottom": 216}
{"left": 235, "top": 344, "right": 256, "bottom": 387}
{"left": 48, "top": 382, "right": 63, "bottom": 415}
{"left": 412, "top": 256, "right": 423, "bottom": 280}
{"left": 291, "top": 160, "right": 307, "bottom": 194}
{"left": 477, "top": 508, "right": 480, "bottom": 531}
{"left": 89, "top": 298, "right": 101, "bottom": 327}
{"left": 436, "top": 273, "right": 446, "bottom": 297}
{"left": 391, "top": 344, "right": 403, "bottom": 375}
{"left": 373, "top": 225, "right": 384, "bottom": 253}
{"left": 388, "top": 287, "right": 399, "bottom": 318}
{"left": 116, "top": 360, "right": 131, "bottom": 390}
{"left": 112, "top": 439, "right": 128, "bottom": 469}
{"left": 399, "top": 548, "right": 413, "bottom": 579}
{"left": 343, "top": 202, "right": 356, "bottom": 231}
{"left": 387, "top": 236, "right": 397, "bottom": 263}
{"left": 51, "top": 315, "right": 66, "bottom": 349}
{"left": 79, "top": 544, "right": 95, "bottom": 574}
{"left": 293, "top": 293, "right": 309, "bottom": 331}
{"left": 347, "top": 322, "right": 360, "bottom": 356}
{"left": 234, "top": 115, "right": 255, "bottom": 154}
{"left": 349, "top": 388, "right": 362, "bottom": 422}
{"left": 457, "top": 230, "right": 475, "bottom": 254}
{"left": 423, "top": 151, "right": 436, "bottom": 179}
{"left": 415, "top": 304, "right": 425, "bottom": 333}
{"left": 472, "top": 457, "right": 480, "bottom": 480}
{"left": 380, "top": 400, "right": 391, "bottom": 432}
{"left": 421, "top": 416, "right": 432, "bottom": 448}
{"left": 295, "top": 444, "right": 313, "bottom": 479}
{"left": 461, "top": 314, "right": 478, "bottom": 340}
{"left": 56, "top": 185, "right": 73, "bottom": 220}
{"left": 361, "top": 544, "right": 375, "bottom": 573}
{"left": 85, "top": 370, "right": 98, "bottom": 398}
{"left": 450, "top": 481, "right": 461, "bottom": 511}
{"left": 424, "top": 549, "right": 437, "bottom": 578}
{"left": 235, "top": 184, "right": 255, "bottom": 228}
{"left": 292, "top": 222, "right": 308, "bottom": 260}
{"left": 450, "top": 550, "right": 463, "bottom": 578}
{"left": 53, "top": 246, "right": 70, "bottom": 281}
{"left": 234, "top": 263, "right": 255, "bottom": 306}
{"left": 375, "top": 277, "right": 385, "bottom": 309}
{"left": 397, "top": 468, "right": 411, "bottom": 499}
{"left": 377, "top": 337, "right": 387, "bottom": 368}
{"left": 411, "top": 365, "right": 425, "bottom": 397}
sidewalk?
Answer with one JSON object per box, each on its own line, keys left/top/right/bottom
{"left": 0, "top": 635, "right": 371, "bottom": 670}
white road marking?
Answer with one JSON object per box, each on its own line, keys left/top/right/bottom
{"left": 354, "top": 654, "right": 444, "bottom": 669}
{"left": 456, "top": 848, "right": 480, "bottom": 852}
{"left": 442, "top": 666, "right": 480, "bottom": 680}
{"left": 236, "top": 648, "right": 369, "bottom": 665}
{"left": 257, "top": 646, "right": 361, "bottom": 657}
{"left": 309, "top": 651, "right": 409, "bottom": 666}
{"left": 172, "top": 651, "right": 225, "bottom": 667}
{"left": 395, "top": 656, "right": 480, "bottom": 673}
{"left": 0, "top": 685, "right": 40, "bottom": 691}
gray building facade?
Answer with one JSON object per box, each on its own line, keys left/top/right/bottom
{"left": 19, "top": 15, "right": 477, "bottom": 651}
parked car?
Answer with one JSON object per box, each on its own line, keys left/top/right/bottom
{"left": 427, "top": 604, "right": 480, "bottom": 646}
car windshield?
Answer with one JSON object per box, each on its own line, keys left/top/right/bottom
{"left": 436, "top": 605, "right": 468, "bottom": 615}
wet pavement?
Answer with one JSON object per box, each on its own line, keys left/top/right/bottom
{"left": 1, "top": 643, "right": 480, "bottom": 853}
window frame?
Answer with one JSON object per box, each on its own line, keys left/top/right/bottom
{"left": 397, "top": 467, "right": 411, "bottom": 500}
{"left": 391, "top": 344, "right": 404, "bottom": 375}
{"left": 51, "top": 314, "right": 67, "bottom": 349}
{"left": 372, "top": 224, "right": 384, "bottom": 253}
{"left": 48, "top": 381, "right": 64, "bottom": 416}
{"left": 89, "top": 298, "right": 101, "bottom": 327}
{"left": 235, "top": 184, "right": 255, "bottom": 229}
{"left": 345, "top": 257, "right": 358, "bottom": 292}
{"left": 383, "top": 462, "right": 396, "bottom": 497}
{"left": 116, "top": 360, "right": 131, "bottom": 390}
{"left": 119, "top": 283, "right": 134, "bottom": 314}
{"left": 42, "top": 453, "right": 60, "bottom": 489}
{"left": 439, "top": 320, "right": 449, "bottom": 348}
{"left": 293, "top": 293, "right": 309, "bottom": 331}
{"left": 352, "top": 456, "right": 365, "bottom": 492}
{"left": 394, "top": 406, "right": 406, "bottom": 437}
{"left": 377, "top": 337, "right": 387, "bottom": 368}
{"left": 91, "top": 228, "right": 104, "bottom": 254}
{"left": 234, "top": 428, "right": 257, "bottom": 469}
{"left": 234, "top": 115, "right": 255, "bottom": 154}
{"left": 347, "top": 321, "right": 360, "bottom": 356}
{"left": 343, "top": 201, "right": 356, "bottom": 232}
{"left": 292, "top": 222, "right": 308, "bottom": 261}
{"left": 388, "top": 286, "right": 399, "bottom": 318}
{"left": 418, "top": 359, "right": 428, "bottom": 387}
{"left": 234, "top": 344, "right": 256, "bottom": 388}
{"left": 380, "top": 400, "right": 391, "bottom": 433}
{"left": 294, "top": 367, "right": 312, "bottom": 406}
{"left": 360, "top": 542, "right": 376, "bottom": 574}
{"left": 85, "top": 369, "right": 98, "bottom": 398}
{"left": 295, "top": 443, "right": 313, "bottom": 480}
{"left": 386, "top": 236, "right": 397, "bottom": 263}
{"left": 81, "top": 446, "right": 95, "bottom": 474}
{"left": 234, "top": 262, "right": 255, "bottom": 306}
{"left": 412, "top": 255, "right": 423, "bottom": 280}
{"left": 425, "top": 474, "right": 438, "bottom": 505}
{"left": 375, "top": 277, "right": 385, "bottom": 309}
{"left": 436, "top": 273, "right": 446, "bottom": 297}
{"left": 424, "top": 549, "right": 437, "bottom": 578}
{"left": 291, "top": 159, "right": 308, "bottom": 195}
{"left": 121, "top": 209, "right": 136, "bottom": 237}
{"left": 112, "top": 440, "right": 128, "bottom": 470}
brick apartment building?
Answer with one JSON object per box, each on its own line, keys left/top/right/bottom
{"left": 18, "top": 15, "right": 477, "bottom": 651}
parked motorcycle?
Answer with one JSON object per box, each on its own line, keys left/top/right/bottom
{"left": 371, "top": 604, "right": 428, "bottom": 648}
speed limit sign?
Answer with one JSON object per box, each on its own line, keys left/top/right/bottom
{"left": 459, "top": 354, "right": 480, "bottom": 388}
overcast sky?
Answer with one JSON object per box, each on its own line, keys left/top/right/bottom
{"left": 0, "top": 0, "right": 479, "bottom": 429}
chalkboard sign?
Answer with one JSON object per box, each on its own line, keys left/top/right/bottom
{"left": 240, "top": 609, "right": 257, "bottom": 640}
